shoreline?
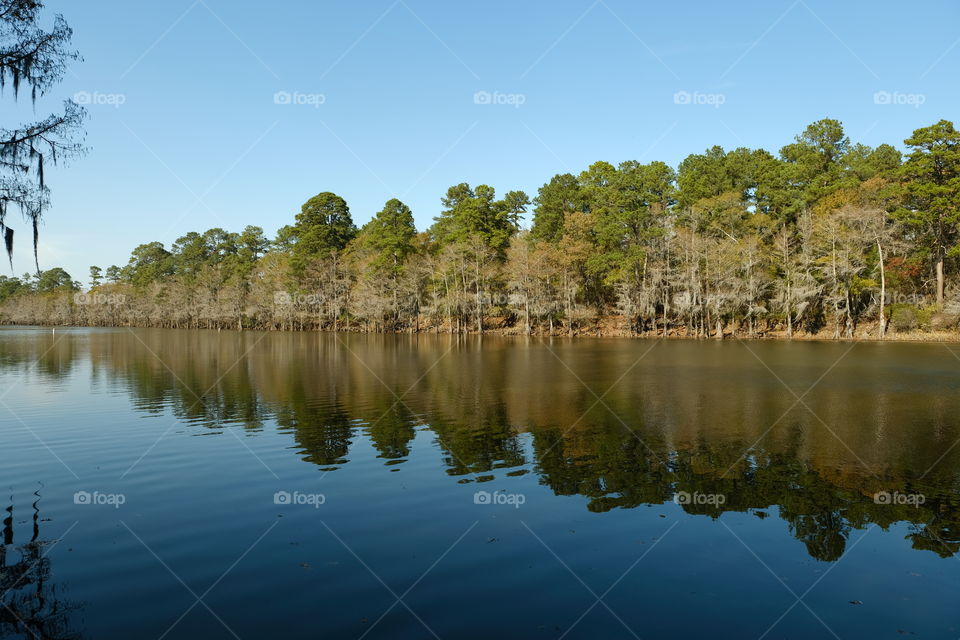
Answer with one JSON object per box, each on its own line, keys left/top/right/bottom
{"left": 4, "top": 320, "right": 960, "bottom": 344}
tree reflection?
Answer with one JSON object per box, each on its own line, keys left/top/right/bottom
{"left": 2, "top": 329, "right": 960, "bottom": 562}
{"left": 366, "top": 403, "right": 417, "bottom": 463}
{"left": 1, "top": 491, "right": 83, "bottom": 640}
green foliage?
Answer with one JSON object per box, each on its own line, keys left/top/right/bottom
{"left": 7, "top": 118, "right": 960, "bottom": 339}
{"left": 584, "top": 160, "right": 675, "bottom": 286}
{"left": 843, "top": 143, "right": 901, "bottom": 182}
{"left": 238, "top": 225, "right": 269, "bottom": 263}
{"left": 889, "top": 305, "right": 918, "bottom": 332}
{"left": 290, "top": 192, "right": 356, "bottom": 274}
{"left": 889, "top": 303, "right": 937, "bottom": 332}
{"left": 778, "top": 118, "right": 850, "bottom": 213}
{"left": 171, "top": 232, "right": 209, "bottom": 280}
{"left": 531, "top": 173, "right": 583, "bottom": 242}
{"left": 894, "top": 120, "right": 960, "bottom": 262}
{"left": 272, "top": 225, "right": 298, "bottom": 252}
{"left": 35, "top": 267, "right": 76, "bottom": 292}
{"left": 677, "top": 146, "right": 753, "bottom": 208}
{"left": 123, "top": 242, "right": 174, "bottom": 287}
{"left": 0, "top": 274, "right": 24, "bottom": 302}
{"left": 432, "top": 183, "right": 529, "bottom": 254}
{"left": 361, "top": 198, "right": 416, "bottom": 277}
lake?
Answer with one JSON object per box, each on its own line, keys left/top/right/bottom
{"left": 1, "top": 327, "right": 959, "bottom": 639}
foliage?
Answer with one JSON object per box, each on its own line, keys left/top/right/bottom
{"left": 0, "top": 0, "right": 86, "bottom": 269}
{"left": 7, "top": 118, "right": 960, "bottom": 338}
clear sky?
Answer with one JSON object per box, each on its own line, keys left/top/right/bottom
{"left": 9, "top": 0, "right": 960, "bottom": 281}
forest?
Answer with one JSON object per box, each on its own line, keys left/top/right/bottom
{"left": 2, "top": 117, "right": 960, "bottom": 339}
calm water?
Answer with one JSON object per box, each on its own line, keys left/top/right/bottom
{"left": 1, "top": 327, "right": 959, "bottom": 639}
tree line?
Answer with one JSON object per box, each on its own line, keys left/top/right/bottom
{"left": 2, "top": 118, "right": 960, "bottom": 338}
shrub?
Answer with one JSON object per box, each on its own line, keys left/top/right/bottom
{"left": 931, "top": 312, "right": 960, "bottom": 330}
{"left": 890, "top": 305, "right": 918, "bottom": 332}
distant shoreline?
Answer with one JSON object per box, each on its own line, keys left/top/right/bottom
{"left": 4, "top": 318, "right": 960, "bottom": 344}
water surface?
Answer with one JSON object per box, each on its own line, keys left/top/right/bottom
{"left": 1, "top": 327, "right": 959, "bottom": 638}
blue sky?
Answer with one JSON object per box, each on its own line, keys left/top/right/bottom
{"left": 9, "top": 0, "right": 960, "bottom": 281}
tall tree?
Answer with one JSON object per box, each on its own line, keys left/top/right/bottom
{"left": 842, "top": 143, "right": 901, "bottom": 183}
{"left": 0, "top": 0, "right": 85, "bottom": 269}
{"left": 290, "top": 192, "right": 355, "bottom": 275}
{"left": 171, "top": 231, "right": 209, "bottom": 281}
{"left": 34, "top": 266, "right": 73, "bottom": 291}
{"left": 432, "top": 183, "right": 528, "bottom": 254}
{"left": 122, "top": 241, "right": 173, "bottom": 287}
{"left": 531, "top": 173, "right": 582, "bottom": 242}
{"left": 237, "top": 225, "right": 269, "bottom": 263}
{"left": 894, "top": 120, "right": 960, "bottom": 305}
{"left": 586, "top": 160, "right": 675, "bottom": 328}
{"left": 779, "top": 118, "right": 850, "bottom": 215}
{"left": 363, "top": 198, "right": 416, "bottom": 274}
{"left": 353, "top": 198, "right": 417, "bottom": 326}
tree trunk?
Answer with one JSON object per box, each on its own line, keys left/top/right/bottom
{"left": 877, "top": 238, "right": 886, "bottom": 339}
{"left": 524, "top": 298, "right": 530, "bottom": 335}
{"left": 786, "top": 279, "right": 793, "bottom": 338}
{"left": 936, "top": 256, "right": 945, "bottom": 306}
{"left": 662, "top": 297, "right": 667, "bottom": 338}
{"left": 475, "top": 257, "right": 483, "bottom": 334}
{"left": 845, "top": 289, "right": 853, "bottom": 338}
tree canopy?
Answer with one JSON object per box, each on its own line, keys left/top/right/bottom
{"left": 5, "top": 118, "right": 960, "bottom": 340}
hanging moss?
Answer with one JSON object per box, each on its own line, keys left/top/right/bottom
{"left": 0, "top": 4, "right": 85, "bottom": 272}
{"left": 3, "top": 225, "right": 12, "bottom": 270}
{"left": 32, "top": 217, "right": 39, "bottom": 274}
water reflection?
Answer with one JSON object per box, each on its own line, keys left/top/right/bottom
{"left": 3, "top": 328, "right": 960, "bottom": 563}
{"left": 1, "top": 491, "right": 83, "bottom": 640}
